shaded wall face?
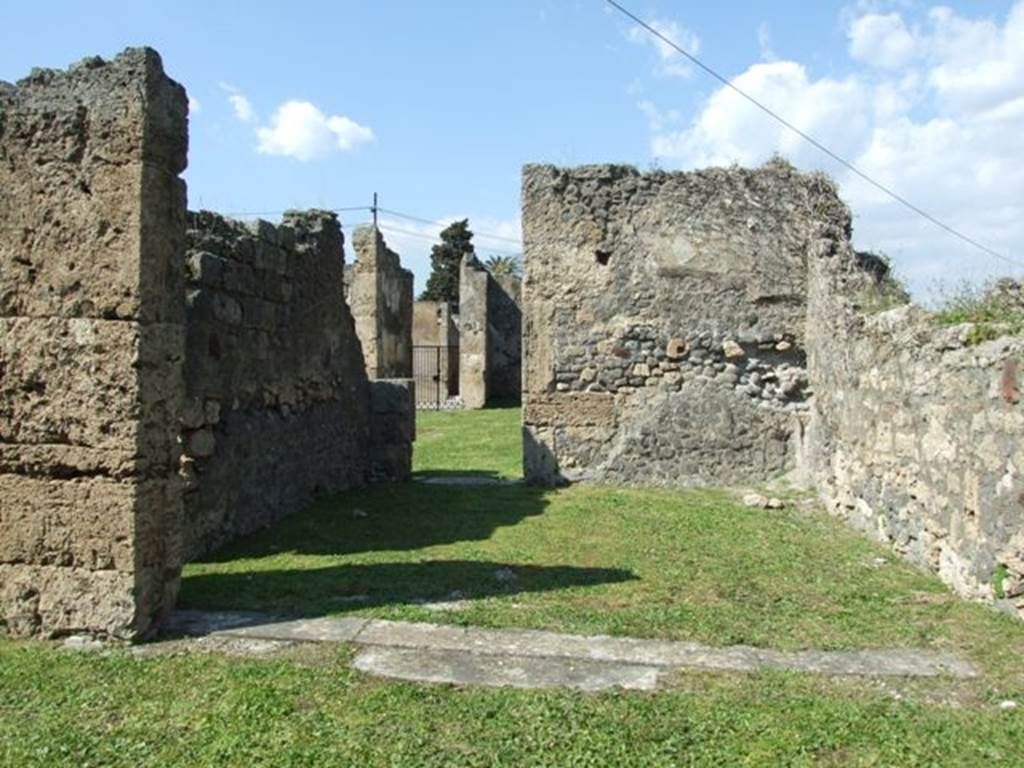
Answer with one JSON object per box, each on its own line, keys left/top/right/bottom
{"left": 181, "top": 211, "right": 371, "bottom": 559}
{"left": 521, "top": 163, "right": 826, "bottom": 486}
{"left": 487, "top": 274, "right": 522, "bottom": 401}
{"left": 0, "top": 49, "right": 187, "bottom": 638}
{"left": 805, "top": 231, "right": 1024, "bottom": 612}
{"left": 378, "top": 267, "right": 413, "bottom": 379}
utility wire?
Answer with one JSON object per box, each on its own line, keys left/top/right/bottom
{"left": 378, "top": 207, "right": 523, "bottom": 245}
{"left": 377, "top": 223, "right": 522, "bottom": 257}
{"left": 606, "top": 0, "right": 1022, "bottom": 270}
{"left": 218, "top": 204, "right": 522, "bottom": 249}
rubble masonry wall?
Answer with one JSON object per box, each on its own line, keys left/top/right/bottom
{"left": 0, "top": 49, "right": 188, "bottom": 638}
{"left": 805, "top": 214, "right": 1024, "bottom": 612}
{"left": 180, "top": 211, "right": 374, "bottom": 559}
{"left": 521, "top": 162, "right": 821, "bottom": 486}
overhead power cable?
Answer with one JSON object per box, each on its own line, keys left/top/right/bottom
{"left": 606, "top": 0, "right": 1022, "bottom": 269}
{"left": 217, "top": 204, "right": 522, "bottom": 250}
{"left": 378, "top": 207, "right": 523, "bottom": 245}
{"left": 377, "top": 223, "right": 522, "bottom": 257}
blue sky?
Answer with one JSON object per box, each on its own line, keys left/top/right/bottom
{"left": 3, "top": 1, "right": 1022, "bottom": 297}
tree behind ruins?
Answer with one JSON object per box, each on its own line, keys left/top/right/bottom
{"left": 420, "top": 219, "right": 475, "bottom": 302}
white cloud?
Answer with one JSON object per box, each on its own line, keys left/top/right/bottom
{"left": 636, "top": 2, "right": 1024, "bottom": 296}
{"left": 758, "top": 22, "right": 776, "bottom": 62}
{"left": 256, "top": 100, "right": 374, "bottom": 162}
{"left": 627, "top": 17, "right": 701, "bottom": 78}
{"left": 926, "top": 4, "right": 1024, "bottom": 112}
{"left": 188, "top": 96, "right": 201, "bottom": 115}
{"left": 849, "top": 13, "right": 918, "bottom": 69}
{"left": 219, "top": 82, "right": 256, "bottom": 123}
{"left": 651, "top": 62, "right": 870, "bottom": 168}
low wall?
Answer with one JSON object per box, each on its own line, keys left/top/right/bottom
{"left": 805, "top": 225, "right": 1024, "bottom": 612}
{"left": 521, "top": 162, "right": 822, "bottom": 486}
{"left": 0, "top": 49, "right": 187, "bottom": 639}
{"left": 369, "top": 380, "right": 416, "bottom": 481}
{"left": 181, "top": 211, "right": 373, "bottom": 558}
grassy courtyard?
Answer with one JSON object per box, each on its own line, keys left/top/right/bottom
{"left": 3, "top": 406, "right": 1024, "bottom": 766}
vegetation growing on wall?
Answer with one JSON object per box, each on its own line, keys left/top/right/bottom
{"left": 933, "top": 278, "right": 1024, "bottom": 344}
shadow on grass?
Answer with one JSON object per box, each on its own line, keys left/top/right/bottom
{"left": 179, "top": 559, "right": 637, "bottom": 618}
{"left": 483, "top": 398, "right": 521, "bottom": 410}
{"left": 178, "top": 480, "right": 638, "bottom": 617}
{"left": 194, "top": 482, "right": 547, "bottom": 561}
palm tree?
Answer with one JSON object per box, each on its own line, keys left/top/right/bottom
{"left": 485, "top": 254, "right": 522, "bottom": 278}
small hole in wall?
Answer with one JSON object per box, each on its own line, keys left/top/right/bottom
{"left": 595, "top": 249, "right": 611, "bottom": 266}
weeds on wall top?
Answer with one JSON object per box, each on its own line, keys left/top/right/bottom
{"left": 853, "top": 250, "right": 912, "bottom": 315}
{"left": 932, "top": 278, "right": 1024, "bottom": 345}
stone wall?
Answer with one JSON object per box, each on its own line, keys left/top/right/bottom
{"left": 459, "top": 255, "right": 490, "bottom": 408}
{"left": 0, "top": 49, "right": 187, "bottom": 638}
{"left": 487, "top": 273, "right": 522, "bottom": 401}
{"left": 521, "top": 162, "right": 821, "bottom": 486}
{"left": 345, "top": 226, "right": 413, "bottom": 379}
{"left": 412, "top": 301, "right": 459, "bottom": 405}
{"left": 804, "top": 216, "right": 1024, "bottom": 614}
{"left": 180, "top": 211, "right": 377, "bottom": 559}
{"left": 457, "top": 260, "right": 522, "bottom": 408}
{"left": 413, "top": 300, "right": 457, "bottom": 347}
{"left": 369, "top": 380, "right": 416, "bottom": 481}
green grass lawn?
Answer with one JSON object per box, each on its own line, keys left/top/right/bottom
{"left": 412, "top": 405, "right": 523, "bottom": 479}
{"left": 3, "top": 405, "right": 1023, "bottom": 766}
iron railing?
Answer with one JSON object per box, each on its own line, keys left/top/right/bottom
{"left": 412, "top": 344, "right": 459, "bottom": 409}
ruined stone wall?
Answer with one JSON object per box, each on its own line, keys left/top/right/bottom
{"left": 345, "top": 226, "right": 413, "bottom": 379}
{"left": 181, "top": 211, "right": 374, "bottom": 558}
{"left": 413, "top": 300, "right": 457, "bottom": 347}
{"left": 0, "top": 49, "right": 187, "bottom": 638}
{"left": 805, "top": 219, "right": 1024, "bottom": 614}
{"left": 487, "top": 273, "right": 522, "bottom": 401}
{"left": 521, "top": 162, "right": 826, "bottom": 486}
{"left": 413, "top": 301, "right": 459, "bottom": 403}
{"left": 459, "top": 255, "right": 490, "bottom": 408}
{"left": 369, "top": 379, "right": 416, "bottom": 481}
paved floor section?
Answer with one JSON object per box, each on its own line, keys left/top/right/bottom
{"left": 165, "top": 611, "right": 977, "bottom": 691}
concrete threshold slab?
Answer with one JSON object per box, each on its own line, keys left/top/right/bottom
{"left": 165, "top": 611, "right": 977, "bottom": 689}
{"left": 352, "top": 646, "right": 661, "bottom": 692}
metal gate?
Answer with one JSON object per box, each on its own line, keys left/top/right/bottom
{"left": 413, "top": 345, "right": 459, "bottom": 409}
